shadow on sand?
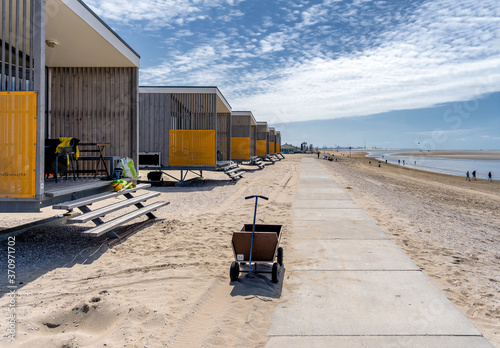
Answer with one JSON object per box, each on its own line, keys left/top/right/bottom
{"left": 0, "top": 220, "right": 156, "bottom": 296}
{"left": 229, "top": 264, "right": 285, "bottom": 299}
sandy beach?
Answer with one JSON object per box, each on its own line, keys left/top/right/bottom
{"left": 394, "top": 150, "right": 500, "bottom": 160}
{"left": 1, "top": 153, "right": 499, "bottom": 347}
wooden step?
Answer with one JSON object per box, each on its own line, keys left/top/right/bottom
{"left": 81, "top": 201, "right": 169, "bottom": 237}
{"left": 225, "top": 167, "right": 243, "bottom": 175}
{"left": 219, "top": 163, "right": 237, "bottom": 171}
{"left": 45, "top": 181, "right": 111, "bottom": 198}
{"left": 68, "top": 192, "right": 160, "bottom": 223}
{"left": 228, "top": 171, "right": 244, "bottom": 179}
{"left": 53, "top": 184, "right": 152, "bottom": 210}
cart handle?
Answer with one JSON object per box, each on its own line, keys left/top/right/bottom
{"left": 245, "top": 195, "right": 268, "bottom": 200}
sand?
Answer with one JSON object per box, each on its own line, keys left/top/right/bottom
{"left": 0, "top": 159, "right": 300, "bottom": 347}
{"left": 1, "top": 152, "right": 499, "bottom": 347}
{"left": 394, "top": 150, "right": 500, "bottom": 160}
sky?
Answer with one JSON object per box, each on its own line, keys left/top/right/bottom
{"left": 86, "top": 0, "right": 500, "bottom": 149}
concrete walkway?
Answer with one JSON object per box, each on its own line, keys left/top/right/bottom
{"left": 266, "top": 158, "right": 492, "bottom": 347}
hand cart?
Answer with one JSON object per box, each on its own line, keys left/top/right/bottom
{"left": 230, "top": 195, "right": 284, "bottom": 283}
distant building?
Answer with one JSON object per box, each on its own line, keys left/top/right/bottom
{"left": 281, "top": 143, "right": 300, "bottom": 154}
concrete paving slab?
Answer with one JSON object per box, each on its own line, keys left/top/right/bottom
{"left": 266, "top": 336, "right": 493, "bottom": 348}
{"left": 293, "top": 220, "right": 388, "bottom": 240}
{"left": 294, "top": 199, "right": 359, "bottom": 209}
{"left": 299, "top": 178, "right": 340, "bottom": 185}
{"left": 267, "top": 271, "right": 481, "bottom": 336}
{"left": 295, "top": 192, "right": 352, "bottom": 200}
{"left": 296, "top": 187, "right": 346, "bottom": 194}
{"left": 298, "top": 183, "right": 341, "bottom": 190}
{"left": 294, "top": 208, "right": 371, "bottom": 221}
{"left": 288, "top": 239, "right": 419, "bottom": 271}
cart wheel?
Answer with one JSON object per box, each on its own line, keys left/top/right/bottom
{"left": 230, "top": 261, "right": 240, "bottom": 281}
{"left": 277, "top": 247, "right": 284, "bottom": 266}
{"left": 272, "top": 262, "right": 280, "bottom": 283}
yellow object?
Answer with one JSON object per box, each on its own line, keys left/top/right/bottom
{"left": 231, "top": 137, "right": 250, "bottom": 159}
{"left": 256, "top": 140, "right": 267, "bottom": 156}
{"left": 112, "top": 179, "right": 133, "bottom": 192}
{"left": 169, "top": 130, "right": 216, "bottom": 166}
{"left": 55, "top": 137, "right": 80, "bottom": 159}
{"left": 269, "top": 142, "right": 275, "bottom": 154}
{"left": 112, "top": 181, "right": 124, "bottom": 191}
{"left": 0, "top": 92, "right": 37, "bottom": 199}
{"left": 276, "top": 143, "right": 280, "bottom": 153}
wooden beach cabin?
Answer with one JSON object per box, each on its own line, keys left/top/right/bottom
{"left": 231, "top": 111, "right": 257, "bottom": 162}
{"left": 268, "top": 127, "right": 276, "bottom": 155}
{"left": 1, "top": 0, "right": 141, "bottom": 212}
{"left": 139, "top": 86, "right": 239, "bottom": 180}
{"left": 256, "top": 122, "right": 269, "bottom": 157}
{"left": 276, "top": 131, "right": 282, "bottom": 154}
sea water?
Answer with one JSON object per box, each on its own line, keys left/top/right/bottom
{"left": 365, "top": 150, "right": 500, "bottom": 180}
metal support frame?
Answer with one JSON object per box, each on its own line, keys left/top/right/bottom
{"left": 159, "top": 169, "right": 203, "bottom": 183}
{"left": 75, "top": 189, "right": 156, "bottom": 239}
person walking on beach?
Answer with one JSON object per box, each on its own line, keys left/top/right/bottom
{"left": 466, "top": 171, "right": 470, "bottom": 181}
{"left": 472, "top": 170, "right": 476, "bottom": 180}
{"left": 488, "top": 171, "right": 492, "bottom": 182}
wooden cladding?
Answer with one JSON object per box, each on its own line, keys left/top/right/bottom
{"left": 171, "top": 93, "right": 215, "bottom": 130}
{"left": 139, "top": 90, "right": 231, "bottom": 167}
{"left": 217, "top": 113, "right": 231, "bottom": 161}
{"left": 48, "top": 67, "right": 138, "bottom": 161}
{"left": 139, "top": 92, "right": 170, "bottom": 166}
{"left": 0, "top": 0, "right": 35, "bottom": 92}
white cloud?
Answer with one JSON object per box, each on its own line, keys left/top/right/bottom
{"left": 136, "top": 0, "right": 500, "bottom": 125}
{"left": 226, "top": 0, "right": 500, "bottom": 123}
{"left": 85, "top": 0, "right": 245, "bottom": 28}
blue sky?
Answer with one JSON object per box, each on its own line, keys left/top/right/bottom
{"left": 87, "top": 0, "right": 500, "bottom": 149}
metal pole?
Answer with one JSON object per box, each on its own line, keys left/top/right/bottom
{"left": 248, "top": 196, "right": 258, "bottom": 278}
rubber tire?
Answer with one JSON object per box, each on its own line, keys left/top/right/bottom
{"left": 230, "top": 261, "right": 240, "bottom": 281}
{"left": 277, "top": 247, "right": 284, "bottom": 266}
{"left": 272, "top": 262, "right": 280, "bottom": 283}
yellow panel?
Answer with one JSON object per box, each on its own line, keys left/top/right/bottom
{"left": 256, "top": 140, "right": 267, "bottom": 156}
{"left": 231, "top": 137, "right": 250, "bottom": 160}
{"left": 169, "top": 130, "right": 216, "bottom": 166}
{"left": 277, "top": 143, "right": 280, "bottom": 153}
{"left": 269, "top": 142, "right": 275, "bottom": 154}
{"left": 0, "top": 92, "right": 37, "bottom": 199}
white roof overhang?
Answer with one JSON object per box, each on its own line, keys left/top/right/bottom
{"left": 139, "top": 86, "right": 232, "bottom": 114}
{"left": 44, "top": 0, "right": 140, "bottom": 67}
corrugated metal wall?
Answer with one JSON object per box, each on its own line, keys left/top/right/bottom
{"left": 139, "top": 92, "right": 170, "bottom": 166}
{"left": 0, "top": 91, "right": 37, "bottom": 198}
{"left": 0, "top": 0, "right": 35, "bottom": 92}
{"left": 169, "top": 130, "right": 215, "bottom": 166}
{"left": 231, "top": 137, "right": 250, "bottom": 160}
{"left": 256, "top": 140, "right": 267, "bottom": 156}
{"left": 48, "top": 67, "right": 138, "bottom": 163}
